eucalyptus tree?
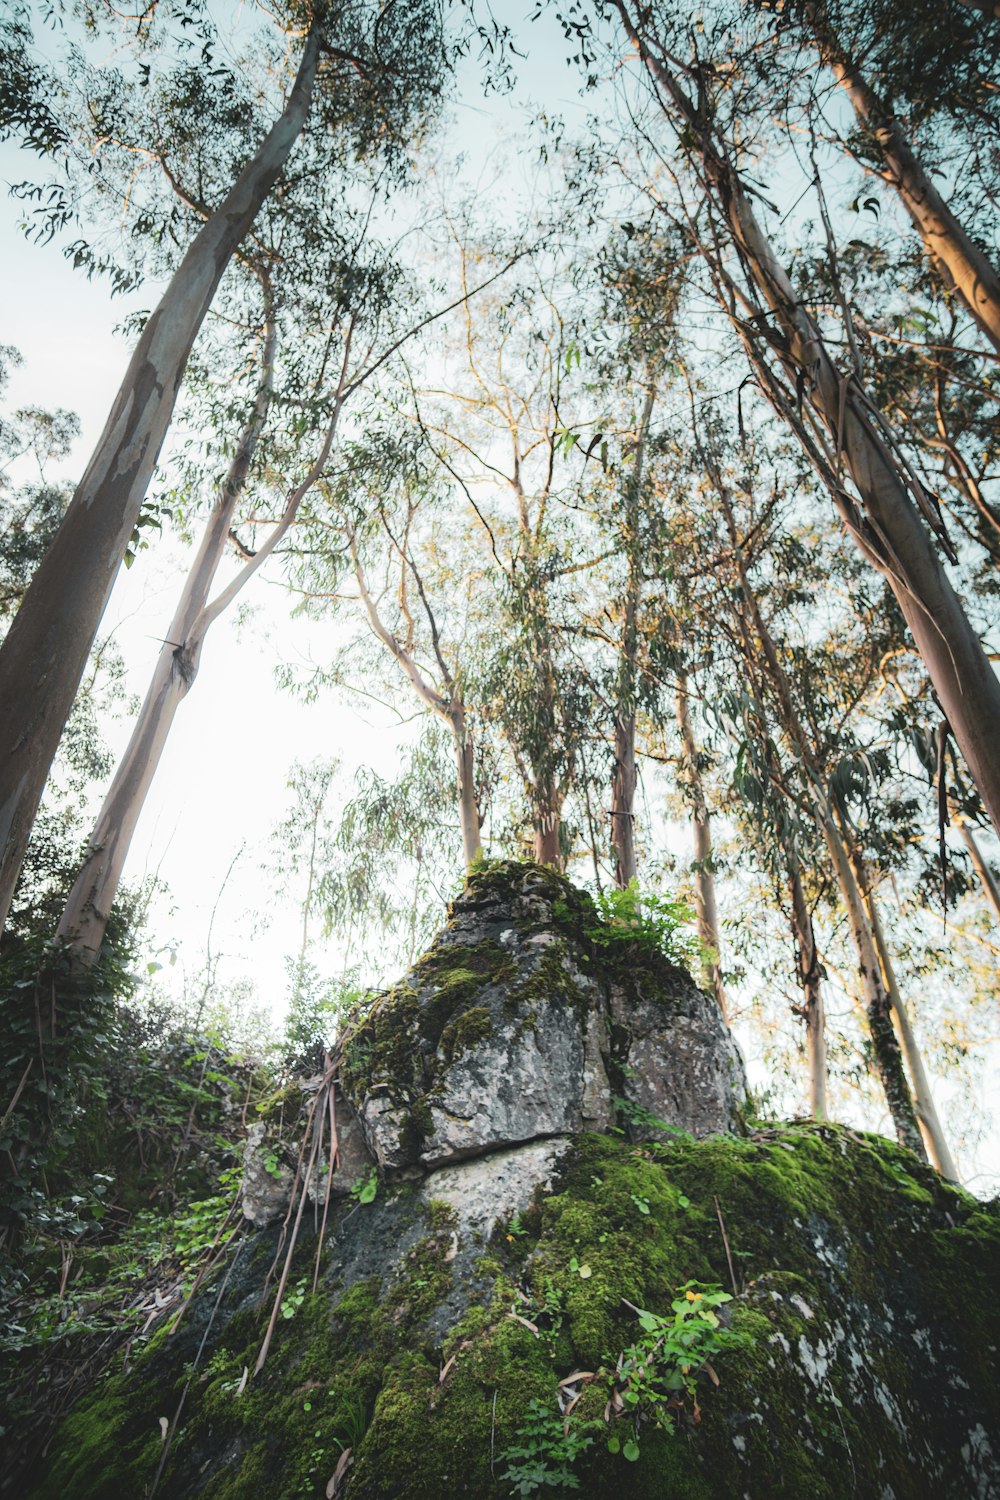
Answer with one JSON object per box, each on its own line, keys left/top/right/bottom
{"left": 693, "top": 434, "right": 959, "bottom": 1173}
{"left": 0, "top": 0, "right": 451, "bottom": 933}
{"left": 51, "top": 85, "right": 426, "bottom": 963}
{"left": 588, "top": 2, "right": 1000, "bottom": 840}
{"left": 290, "top": 423, "right": 487, "bottom": 871}
{"left": 779, "top": 0, "right": 1000, "bottom": 353}
{"left": 399, "top": 269, "right": 603, "bottom": 870}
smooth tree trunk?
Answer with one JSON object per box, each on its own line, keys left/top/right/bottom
{"left": 618, "top": 5, "right": 1000, "bottom": 841}
{"left": 847, "top": 845, "right": 961, "bottom": 1181}
{"left": 812, "top": 6, "right": 1000, "bottom": 354}
{"left": 786, "top": 844, "right": 828, "bottom": 1120}
{"left": 610, "top": 385, "right": 654, "bottom": 889}
{"left": 950, "top": 802, "right": 1000, "bottom": 922}
{"left": 611, "top": 711, "right": 638, "bottom": 888}
{"left": 675, "top": 675, "right": 729, "bottom": 1020}
{"left": 455, "top": 710, "right": 482, "bottom": 870}
{"left": 55, "top": 316, "right": 279, "bottom": 961}
{"left": 0, "top": 28, "right": 321, "bottom": 935}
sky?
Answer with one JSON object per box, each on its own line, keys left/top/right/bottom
{"left": 2, "top": 5, "right": 998, "bottom": 1189}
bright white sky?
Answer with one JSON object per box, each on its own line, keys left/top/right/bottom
{"left": 2, "top": 8, "right": 998, "bottom": 1189}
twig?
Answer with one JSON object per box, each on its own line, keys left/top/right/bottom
{"left": 713, "top": 1194, "right": 738, "bottom": 1295}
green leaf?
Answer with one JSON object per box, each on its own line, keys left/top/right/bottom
{"left": 623, "top": 1438, "right": 640, "bottom": 1462}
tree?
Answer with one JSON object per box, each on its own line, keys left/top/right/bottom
{"left": 604, "top": 2, "right": 1000, "bottom": 841}
{"left": 0, "top": 0, "right": 451, "bottom": 932}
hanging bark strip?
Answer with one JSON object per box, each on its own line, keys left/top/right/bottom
{"left": 0, "top": 27, "right": 323, "bottom": 935}
{"left": 807, "top": 2, "right": 1000, "bottom": 354}
{"left": 615, "top": 3, "right": 1000, "bottom": 841}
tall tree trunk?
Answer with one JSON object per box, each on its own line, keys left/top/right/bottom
{"left": 0, "top": 28, "right": 321, "bottom": 934}
{"left": 533, "top": 790, "right": 563, "bottom": 869}
{"left": 847, "top": 844, "right": 960, "bottom": 1181}
{"left": 610, "top": 710, "right": 638, "bottom": 888}
{"left": 56, "top": 313, "right": 279, "bottom": 961}
{"left": 714, "top": 483, "right": 925, "bottom": 1157}
{"left": 454, "top": 709, "right": 482, "bottom": 871}
{"left": 675, "top": 675, "right": 728, "bottom": 1019}
{"left": 610, "top": 385, "right": 654, "bottom": 889}
{"left": 811, "top": 6, "right": 1000, "bottom": 354}
{"left": 785, "top": 841, "right": 828, "bottom": 1120}
{"left": 618, "top": 5, "right": 1000, "bottom": 840}
{"left": 818, "top": 814, "right": 926, "bottom": 1159}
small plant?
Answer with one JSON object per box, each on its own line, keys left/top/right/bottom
{"left": 607, "top": 1282, "right": 739, "bottom": 1461}
{"left": 584, "top": 880, "right": 701, "bottom": 966}
{"left": 280, "top": 1276, "right": 308, "bottom": 1321}
{"left": 349, "top": 1167, "right": 378, "bottom": 1206}
{"left": 499, "top": 1397, "right": 596, "bottom": 1496}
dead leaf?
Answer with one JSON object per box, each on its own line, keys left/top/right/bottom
{"left": 158, "top": 1417, "right": 169, "bottom": 1443}
{"left": 557, "top": 1371, "right": 595, "bottom": 1387}
{"left": 326, "top": 1447, "right": 352, "bottom": 1498}
{"left": 439, "top": 1354, "right": 457, "bottom": 1384}
{"left": 703, "top": 1362, "right": 719, "bottom": 1387}
{"left": 506, "top": 1313, "right": 540, "bottom": 1337}
{"left": 444, "top": 1233, "right": 458, "bottom": 1264}
{"left": 235, "top": 1365, "right": 249, "bottom": 1397}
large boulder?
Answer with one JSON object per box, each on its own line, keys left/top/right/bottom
{"left": 15, "top": 864, "right": 1000, "bottom": 1500}
{"left": 340, "top": 862, "right": 746, "bottom": 1172}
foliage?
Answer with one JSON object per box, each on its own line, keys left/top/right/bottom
{"left": 607, "top": 1285, "right": 739, "bottom": 1461}
{"left": 576, "top": 880, "right": 702, "bottom": 968}
{"left": 498, "top": 1397, "right": 597, "bottom": 1496}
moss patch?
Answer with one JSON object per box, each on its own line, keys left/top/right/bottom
{"left": 25, "top": 1123, "right": 1000, "bottom": 1500}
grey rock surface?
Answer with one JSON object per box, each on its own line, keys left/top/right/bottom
{"left": 342, "top": 861, "right": 746, "bottom": 1173}
{"left": 241, "top": 1121, "right": 294, "bottom": 1227}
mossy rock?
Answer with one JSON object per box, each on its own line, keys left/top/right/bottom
{"left": 339, "top": 861, "right": 744, "bottom": 1173}
{"left": 21, "top": 1124, "right": 1000, "bottom": 1499}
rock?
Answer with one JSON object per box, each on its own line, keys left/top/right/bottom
{"left": 341, "top": 861, "right": 744, "bottom": 1173}
{"left": 419, "top": 1137, "right": 571, "bottom": 1239}
{"left": 240, "top": 1121, "right": 294, "bottom": 1227}
{"left": 22, "top": 863, "right": 997, "bottom": 1500}
{"left": 31, "top": 1122, "right": 1000, "bottom": 1500}
{"left": 242, "top": 1083, "right": 374, "bottom": 1224}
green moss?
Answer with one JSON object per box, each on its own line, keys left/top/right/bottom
{"left": 439, "top": 1005, "right": 492, "bottom": 1061}
{"left": 25, "top": 1121, "right": 1000, "bottom": 1500}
